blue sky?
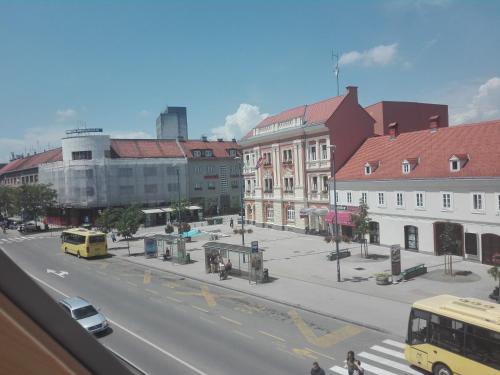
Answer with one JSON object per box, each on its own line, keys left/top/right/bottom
{"left": 1, "top": 0, "right": 499, "bottom": 162}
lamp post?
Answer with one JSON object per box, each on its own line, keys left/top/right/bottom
{"left": 235, "top": 156, "right": 245, "bottom": 246}
{"left": 176, "top": 168, "right": 181, "bottom": 227}
{"left": 328, "top": 144, "right": 341, "bottom": 282}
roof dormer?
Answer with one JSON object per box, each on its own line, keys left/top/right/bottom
{"left": 364, "top": 160, "right": 380, "bottom": 175}
{"left": 402, "top": 157, "right": 419, "bottom": 174}
{"left": 449, "top": 153, "right": 469, "bottom": 172}
{"left": 388, "top": 122, "right": 399, "bottom": 138}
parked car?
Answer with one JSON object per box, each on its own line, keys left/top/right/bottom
{"left": 58, "top": 297, "right": 109, "bottom": 334}
{"left": 18, "top": 221, "right": 41, "bottom": 233}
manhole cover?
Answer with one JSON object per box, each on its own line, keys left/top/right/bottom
{"left": 354, "top": 267, "right": 365, "bottom": 271}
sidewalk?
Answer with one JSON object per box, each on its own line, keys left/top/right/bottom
{"left": 109, "top": 222, "right": 497, "bottom": 337}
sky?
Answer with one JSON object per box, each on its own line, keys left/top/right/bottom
{"left": 1, "top": 0, "right": 499, "bottom": 162}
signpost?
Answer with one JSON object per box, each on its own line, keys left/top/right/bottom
{"left": 391, "top": 245, "right": 401, "bottom": 276}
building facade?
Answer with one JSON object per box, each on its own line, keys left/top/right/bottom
{"left": 332, "top": 119, "right": 500, "bottom": 265}
{"left": 156, "top": 106, "right": 188, "bottom": 140}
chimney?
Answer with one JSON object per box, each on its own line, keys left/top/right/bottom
{"left": 201, "top": 135, "right": 208, "bottom": 142}
{"left": 177, "top": 135, "right": 185, "bottom": 142}
{"left": 346, "top": 86, "right": 358, "bottom": 102}
{"left": 429, "top": 115, "right": 440, "bottom": 131}
{"left": 388, "top": 122, "right": 399, "bottom": 138}
{"left": 217, "top": 138, "right": 223, "bottom": 142}
{"left": 232, "top": 138, "right": 237, "bottom": 143}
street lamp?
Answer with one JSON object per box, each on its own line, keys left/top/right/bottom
{"left": 176, "top": 168, "right": 181, "bottom": 227}
{"left": 328, "top": 144, "right": 341, "bottom": 282}
{"left": 234, "top": 156, "right": 245, "bottom": 246}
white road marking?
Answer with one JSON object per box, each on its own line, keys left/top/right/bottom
{"left": 360, "top": 362, "right": 401, "bottom": 375}
{"left": 371, "top": 345, "right": 406, "bottom": 359}
{"left": 382, "top": 339, "right": 406, "bottom": 349}
{"left": 358, "top": 352, "right": 421, "bottom": 375}
{"left": 329, "top": 365, "right": 347, "bottom": 374}
{"left": 28, "top": 273, "right": 209, "bottom": 375}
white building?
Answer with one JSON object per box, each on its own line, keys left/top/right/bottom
{"left": 331, "top": 119, "right": 500, "bottom": 265}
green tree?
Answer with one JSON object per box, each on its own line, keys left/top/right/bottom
{"left": 116, "top": 205, "right": 143, "bottom": 239}
{"left": 351, "top": 199, "right": 371, "bottom": 257}
{"left": 16, "top": 184, "right": 57, "bottom": 225}
{"left": 95, "top": 208, "right": 121, "bottom": 233}
{"left": 0, "top": 186, "right": 16, "bottom": 218}
{"left": 439, "top": 222, "right": 456, "bottom": 275}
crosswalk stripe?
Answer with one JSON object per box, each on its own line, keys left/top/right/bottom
{"left": 360, "top": 362, "right": 400, "bottom": 375}
{"left": 329, "top": 365, "right": 348, "bottom": 375}
{"left": 371, "top": 345, "right": 406, "bottom": 359}
{"left": 358, "top": 352, "right": 421, "bottom": 375}
{"left": 382, "top": 339, "right": 406, "bottom": 349}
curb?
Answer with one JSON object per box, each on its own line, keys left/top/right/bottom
{"left": 116, "top": 254, "right": 394, "bottom": 337}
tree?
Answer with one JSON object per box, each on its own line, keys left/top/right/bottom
{"left": 0, "top": 186, "right": 16, "bottom": 218}
{"left": 15, "top": 184, "right": 57, "bottom": 225}
{"left": 95, "top": 208, "right": 121, "bottom": 233}
{"left": 439, "top": 222, "right": 456, "bottom": 275}
{"left": 115, "top": 205, "right": 143, "bottom": 239}
{"left": 351, "top": 199, "right": 371, "bottom": 257}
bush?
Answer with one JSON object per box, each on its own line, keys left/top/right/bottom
{"left": 179, "top": 223, "right": 191, "bottom": 233}
{"left": 233, "top": 229, "right": 239, "bottom": 234}
{"left": 165, "top": 224, "right": 174, "bottom": 234}
{"left": 247, "top": 229, "right": 253, "bottom": 234}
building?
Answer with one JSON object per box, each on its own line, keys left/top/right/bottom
{"left": 0, "top": 149, "right": 62, "bottom": 186}
{"left": 156, "top": 106, "right": 188, "bottom": 140}
{"left": 331, "top": 119, "right": 500, "bottom": 265}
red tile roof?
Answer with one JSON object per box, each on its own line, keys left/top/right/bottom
{"left": 179, "top": 140, "right": 240, "bottom": 158}
{"left": 336, "top": 119, "right": 500, "bottom": 181}
{"left": 0, "top": 148, "right": 62, "bottom": 175}
{"left": 110, "top": 139, "right": 184, "bottom": 158}
{"left": 257, "top": 105, "right": 306, "bottom": 128}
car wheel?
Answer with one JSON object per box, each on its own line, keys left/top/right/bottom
{"left": 77, "top": 251, "right": 81, "bottom": 258}
{"left": 434, "top": 363, "right": 452, "bottom": 375}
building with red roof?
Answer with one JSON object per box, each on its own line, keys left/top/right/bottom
{"left": 331, "top": 119, "right": 500, "bottom": 265}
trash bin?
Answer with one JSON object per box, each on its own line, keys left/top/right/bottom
{"left": 186, "top": 253, "right": 191, "bottom": 264}
{"left": 263, "top": 268, "right": 269, "bottom": 283}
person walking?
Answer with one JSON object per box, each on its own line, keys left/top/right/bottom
{"left": 310, "top": 361, "right": 325, "bottom": 375}
{"left": 111, "top": 231, "right": 116, "bottom": 242}
{"left": 345, "top": 351, "right": 360, "bottom": 375}
{"left": 229, "top": 217, "right": 234, "bottom": 228}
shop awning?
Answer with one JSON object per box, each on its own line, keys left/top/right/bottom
{"left": 299, "top": 208, "right": 315, "bottom": 217}
{"left": 312, "top": 208, "right": 328, "bottom": 216}
{"left": 161, "top": 207, "right": 175, "bottom": 213}
{"left": 325, "top": 210, "right": 354, "bottom": 226}
{"left": 142, "top": 208, "right": 165, "bottom": 214}
{"left": 186, "top": 205, "right": 202, "bottom": 210}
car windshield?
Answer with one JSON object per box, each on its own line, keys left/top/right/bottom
{"left": 73, "top": 305, "right": 98, "bottom": 320}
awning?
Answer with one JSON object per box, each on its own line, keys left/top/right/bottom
{"left": 161, "top": 207, "right": 175, "bottom": 213}
{"left": 299, "top": 208, "right": 315, "bottom": 216}
{"left": 186, "top": 205, "right": 202, "bottom": 210}
{"left": 325, "top": 210, "right": 354, "bottom": 226}
{"left": 312, "top": 208, "right": 328, "bottom": 216}
{"left": 142, "top": 209, "right": 164, "bottom": 214}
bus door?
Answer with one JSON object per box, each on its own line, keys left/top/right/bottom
{"left": 407, "top": 309, "right": 431, "bottom": 371}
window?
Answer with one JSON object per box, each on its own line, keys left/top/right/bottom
{"left": 119, "top": 185, "right": 134, "bottom": 194}
{"left": 402, "top": 162, "right": 410, "bottom": 174}
{"left": 194, "top": 183, "right": 202, "bottom": 191}
{"left": 463, "top": 324, "right": 500, "bottom": 369}
{"left": 85, "top": 169, "right": 93, "bottom": 178}
{"left": 167, "top": 166, "right": 177, "bottom": 175}
{"left": 415, "top": 192, "right": 425, "bottom": 209}
{"left": 450, "top": 159, "right": 460, "bottom": 172}
{"left": 311, "top": 176, "right": 318, "bottom": 192}
{"left": 205, "top": 150, "right": 213, "bottom": 157}
{"left": 207, "top": 166, "right": 215, "bottom": 174}
{"left": 365, "top": 165, "right": 372, "bottom": 175}
{"left": 335, "top": 191, "right": 338, "bottom": 203}
{"left": 264, "top": 177, "right": 273, "bottom": 193}
{"left": 282, "top": 149, "right": 292, "bottom": 163}
{"left": 118, "top": 168, "right": 133, "bottom": 177}
{"left": 409, "top": 309, "right": 429, "bottom": 345}
{"left": 143, "top": 166, "right": 157, "bottom": 177}
{"left": 441, "top": 192, "right": 453, "bottom": 210}
{"left": 321, "top": 144, "right": 328, "bottom": 160}
{"left": 361, "top": 192, "right": 367, "bottom": 205}
{"left": 193, "top": 150, "right": 202, "bottom": 157}
{"left": 231, "top": 180, "right": 239, "bottom": 188}
{"left": 465, "top": 233, "right": 478, "bottom": 256}
{"left": 396, "top": 192, "right": 404, "bottom": 208}
{"left": 145, "top": 184, "right": 158, "bottom": 194}
{"left": 347, "top": 192, "right": 352, "bottom": 204}
{"left": 496, "top": 194, "right": 500, "bottom": 213}
{"left": 194, "top": 166, "right": 202, "bottom": 174}
{"left": 266, "top": 205, "right": 274, "bottom": 220}
{"left": 310, "top": 146, "right": 317, "bottom": 161}
{"left": 471, "top": 192, "right": 485, "bottom": 212}
{"left": 287, "top": 206, "right": 295, "bottom": 221}
{"left": 378, "top": 192, "right": 385, "bottom": 207}
{"left": 207, "top": 182, "right": 216, "bottom": 190}
{"left": 429, "top": 314, "right": 465, "bottom": 354}
{"left": 29, "top": 175, "right": 33, "bottom": 183}
{"left": 72, "top": 151, "right": 92, "bottom": 160}
{"left": 86, "top": 187, "right": 95, "bottom": 196}
{"left": 284, "top": 177, "right": 294, "bottom": 192}
{"left": 229, "top": 149, "right": 237, "bottom": 157}
{"left": 322, "top": 176, "right": 328, "bottom": 192}
{"left": 264, "top": 152, "right": 272, "bottom": 165}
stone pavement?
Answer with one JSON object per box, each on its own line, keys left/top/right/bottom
{"left": 108, "top": 221, "right": 497, "bottom": 338}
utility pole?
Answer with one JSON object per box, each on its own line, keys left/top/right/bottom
{"left": 176, "top": 168, "right": 181, "bottom": 226}
{"left": 329, "top": 144, "right": 341, "bottom": 282}
{"left": 235, "top": 156, "right": 245, "bottom": 246}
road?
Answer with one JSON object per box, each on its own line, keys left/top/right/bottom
{"left": 1, "top": 231, "right": 423, "bottom": 375}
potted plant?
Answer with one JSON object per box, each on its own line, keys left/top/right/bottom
{"left": 375, "top": 272, "right": 392, "bottom": 285}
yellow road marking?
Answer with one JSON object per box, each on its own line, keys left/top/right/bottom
{"left": 288, "top": 310, "right": 364, "bottom": 348}
{"left": 292, "top": 348, "right": 319, "bottom": 359}
{"left": 163, "top": 282, "right": 179, "bottom": 289}
{"left": 143, "top": 270, "right": 151, "bottom": 284}
{"left": 165, "top": 296, "right": 182, "bottom": 303}
{"left": 219, "top": 315, "right": 242, "bottom": 326}
{"left": 305, "top": 347, "right": 336, "bottom": 361}
{"left": 146, "top": 289, "right": 159, "bottom": 295}
{"left": 232, "top": 330, "right": 254, "bottom": 340}
{"left": 126, "top": 281, "right": 138, "bottom": 287}
{"left": 176, "top": 285, "right": 217, "bottom": 307}
{"left": 258, "top": 330, "right": 286, "bottom": 342}
{"left": 191, "top": 305, "right": 209, "bottom": 313}
{"left": 275, "top": 347, "right": 304, "bottom": 360}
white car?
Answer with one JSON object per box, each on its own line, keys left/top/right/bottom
{"left": 59, "top": 297, "right": 109, "bottom": 334}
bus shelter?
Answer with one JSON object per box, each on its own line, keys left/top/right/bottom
{"left": 202, "top": 242, "right": 266, "bottom": 284}
{"left": 144, "top": 234, "right": 189, "bottom": 264}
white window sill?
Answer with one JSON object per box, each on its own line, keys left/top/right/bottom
{"left": 395, "top": 206, "right": 405, "bottom": 209}
{"left": 441, "top": 208, "right": 453, "bottom": 212}
{"left": 415, "top": 207, "right": 426, "bottom": 210}
{"left": 471, "top": 210, "right": 486, "bottom": 215}
{"left": 377, "top": 205, "right": 387, "bottom": 208}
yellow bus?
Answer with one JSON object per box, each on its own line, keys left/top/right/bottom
{"left": 405, "top": 295, "right": 500, "bottom": 375}
{"left": 61, "top": 228, "right": 108, "bottom": 258}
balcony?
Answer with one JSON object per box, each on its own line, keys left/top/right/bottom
{"left": 308, "top": 190, "right": 329, "bottom": 201}
{"left": 282, "top": 160, "right": 293, "bottom": 166}
{"left": 306, "top": 159, "right": 330, "bottom": 170}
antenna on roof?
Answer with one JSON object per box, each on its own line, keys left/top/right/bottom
{"left": 332, "top": 50, "right": 340, "bottom": 96}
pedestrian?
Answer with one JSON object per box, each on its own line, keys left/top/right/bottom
{"left": 310, "top": 361, "right": 325, "bottom": 375}
{"left": 353, "top": 360, "right": 364, "bottom": 375}
{"left": 344, "top": 351, "right": 357, "bottom": 375}
{"left": 229, "top": 217, "right": 234, "bottom": 228}
{"left": 111, "top": 231, "right": 116, "bottom": 242}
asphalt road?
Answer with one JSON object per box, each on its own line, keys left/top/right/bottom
{"left": 1, "top": 231, "right": 422, "bottom": 375}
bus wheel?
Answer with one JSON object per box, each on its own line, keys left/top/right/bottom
{"left": 434, "top": 363, "right": 452, "bottom": 375}
{"left": 77, "top": 251, "right": 81, "bottom": 258}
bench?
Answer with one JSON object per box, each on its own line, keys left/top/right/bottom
{"left": 327, "top": 249, "right": 351, "bottom": 261}
{"left": 401, "top": 264, "right": 427, "bottom": 280}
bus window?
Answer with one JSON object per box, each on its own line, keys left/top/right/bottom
{"left": 429, "top": 314, "right": 464, "bottom": 354}
{"left": 89, "top": 235, "right": 105, "bottom": 243}
{"left": 464, "top": 325, "right": 500, "bottom": 370}
{"left": 409, "top": 309, "right": 429, "bottom": 344}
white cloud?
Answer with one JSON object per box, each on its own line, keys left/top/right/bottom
{"left": 451, "top": 77, "right": 500, "bottom": 124}
{"left": 210, "top": 104, "right": 268, "bottom": 141}
{"left": 109, "top": 131, "right": 154, "bottom": 139}
{"left": 139, "top": 110, "right": 151, "bottom": 118}
{"left": 339, "top": 44, "right": 398, "bottom": 67}
{"left": 56, "top": 108, "right": 77, "bottom": 121}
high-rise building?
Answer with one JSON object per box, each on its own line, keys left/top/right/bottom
{"left": 156, "top": 106, "right": 188, "bottom": 140}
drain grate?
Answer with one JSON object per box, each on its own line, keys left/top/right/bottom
{"left": 354, "top": 267, "right": 365, "bottom": 271}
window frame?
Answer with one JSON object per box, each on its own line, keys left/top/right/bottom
{"left": 441, "top": 191, "right": 453, "bottom": 211}
{"left": 471, "top": 192, "right": 485, "bottom": 213}
{"left": 496, "top": 193, "right": 500, "bottom": 214}
{"left": 347, "top": 191, "right": 352, "bottom": 204}
{"left": 395, "top": 191, "right": 405, "bottom": 208}
{"left": 287, "top": 206, "right": 295, "bottom": 221}
{"left": 361, "top": 192, "right": 368, "bottom": 205}
{"left": 377, "top": 192, "right": 386, "bottom": 207}
{"left": 415, "top": 191, "right": 425, "bottom": 210}
{"left": 402, "top": 162, "right": 411, "bottom": 174}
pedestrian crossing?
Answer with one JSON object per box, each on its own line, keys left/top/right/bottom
{"left": 0, "top": 234, "right": 54, "bottom": 244}
{"left": 330, "top": 339, "right": 424, "bottom": 375}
